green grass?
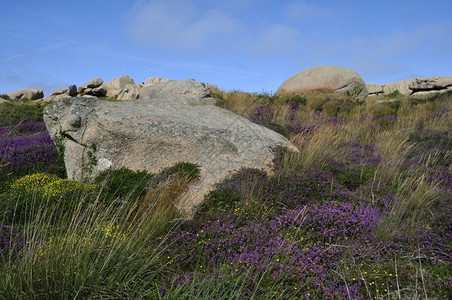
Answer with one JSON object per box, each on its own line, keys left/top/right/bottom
{"left": 0, "top": 100, "right": 50, "bottom": 125}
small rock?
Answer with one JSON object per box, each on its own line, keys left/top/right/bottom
{"left": 68, "top": 85, "right": 77, "bottom": 96}
{"left": 50, "top": 88, "right": 68, "bottom": 96}
{"left": 92, "top": 86, "right": 107, "bottom": 97}
{"left": 85, "top": 77, "right": 103, "bottom": 88}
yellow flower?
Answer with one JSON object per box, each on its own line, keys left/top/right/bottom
{"left": 10, "top": 173, "right": 60, "bottom": 192}
{"left": 43, "top": 179, "right": 97, "bottom": 197}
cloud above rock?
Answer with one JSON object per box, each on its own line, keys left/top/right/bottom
{"left": 124, "top": 0, "right": 301, "bottom": 56}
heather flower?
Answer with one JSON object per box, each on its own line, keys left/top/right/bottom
{"left": 0, "top": 131, "right": 61, "bottom": 177}
{"left": 285, "top": 123, "right": 318, "bottom": 137}
{"left": 345, "top": 141, "right": 381, "bottom": 166}
{"left": 277, "top": 201, "right": 381, "bottom": 244}
{"left": 249, "top": 105, "right": 273, "bottom": 125}
{"left": 0, "top": 120, "right": 47, "bottom": 138}
{"left": 265, "top": 168, "right": 354, "bottom": 209}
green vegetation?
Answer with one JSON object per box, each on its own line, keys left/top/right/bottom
{"left": 98, "top": 95, "right": 120, "bottom": 101}
{"left": 95, "top": 167, "right": 154, "bottom": 203}
{"left": 0, "top": 100, "right": 48, "bottom": 125}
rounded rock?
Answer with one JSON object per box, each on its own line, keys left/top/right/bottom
{"left": 276, "top": 66, "right": 368, "bottom": 99}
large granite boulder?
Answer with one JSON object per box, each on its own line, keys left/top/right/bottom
{"left": 7, "top": 88, "right": 44, "bottom": 100}
{"left": 276, "top": 66, "right": 368, "bottom": 98}
{"left": 103, "top": 75, "right": 135, "bottom": 97}
{"left": 43, "top": 79, "right": 298, "bottom": 214}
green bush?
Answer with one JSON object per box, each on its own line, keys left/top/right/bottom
{"left": 386, "top": 89, "right": 401, "bottom": 98}
{"left": 0, "top": 94, "right": 11, "bottom": 101}
{"left": 195, "top": 167, "right": 268, "bottom": 221}
{"left": 196, "top": 188, "right": 241, "bottom": 221}
{"left": 343, "top": 85, "right": 364, "bottom": 102}
{"left": 264, "top": 122, "right": 289, "bottom": 139}
{"left": 168, "top": 162, "right": 201, "bottom": 181}
{"left": 95, "top": 167, "right": 153, "bottom": 203}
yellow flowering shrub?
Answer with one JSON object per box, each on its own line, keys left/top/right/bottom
{"left": 10, "top": 173, "right": 60, "bottom": 193}
{"left": 43, "top": 179, "right": 98, "bottom": 198}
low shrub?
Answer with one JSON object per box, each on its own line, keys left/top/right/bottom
{"left": 386, "top": 89, "right": 401, "bottom": 98}
{"left": 95, "top": 167, "right": 153, "bottom": 203}
{"left": 43, "top": 179, "right": 97, "bottom": 198}
{"left": 0, "top": 94, "right": 11, "bottom": 101}
{"left": 168, "top": 162, "right": 201, "bottom": 181}
{"left": 9, "top": 173, "right": 60, "bottom": 193}
{"left": 324, "top": 160, "right": 377, "bottom": 190}
{"left": 264, "top": 122, "right": 289, "bottom": 138}
{"left": 196, "top": 188, "right": 241, "bottom": 220}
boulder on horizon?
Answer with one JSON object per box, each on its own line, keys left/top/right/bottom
{"left": 276, "top": 66, "right": 368, "bottom": 99}
{"left": 366, "top": 76, "right": 452, "bottom": 96}
{"left": 7, "top": 88, "right": 44, "bottom": 100}
{"left": 78, "top": 78, "right": 106, "bottom": 97}
{"left": 103, "top": 75, "right": 135, "bottom": 97}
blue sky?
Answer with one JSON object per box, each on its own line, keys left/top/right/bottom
{"left": 1, "top": 0, "right": 451, "bottom": 96}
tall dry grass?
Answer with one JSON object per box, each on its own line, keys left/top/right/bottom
{"left": 0, "top": 174, "right": 193, "bottom": 298}
{"left": 376, "top": 174, "right": 442, "bottom": 241}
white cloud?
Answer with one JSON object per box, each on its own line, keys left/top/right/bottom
{"left": 284, "top": 1, "right": 340, "bottom": 21}
{"left": 125, "top": 0, "right": 302, "bottom": 56}
{"left": 125, "top": 0, "right": 242, "bottom": 51}
{"left": 372, "top": 22, "right": 452, "bottom": 58}
{"left": 251, "top": 24, "right": 300, "bottom": 55}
